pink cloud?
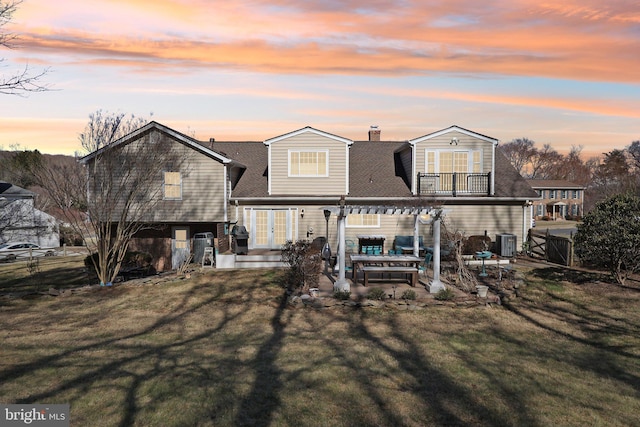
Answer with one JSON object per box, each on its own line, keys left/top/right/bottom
{"left": 9, "top": 0, "right": 638, "bottom": 83}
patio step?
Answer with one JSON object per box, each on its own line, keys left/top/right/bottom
{"left": 231, "top": 254, "right": 287, "bottom": 269}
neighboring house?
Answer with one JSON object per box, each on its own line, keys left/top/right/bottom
{"left": 527, "top": 180, "right": 584, "bottom": 220}
{"left": 83, "top": 122, "right": 540, "bottom": 271}
{"left": 0, "top": 181, "right": 60, "bottom": 248}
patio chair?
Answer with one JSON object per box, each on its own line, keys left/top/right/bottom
{"left": 418, "top": 252, "right": 433, "bottom": 276}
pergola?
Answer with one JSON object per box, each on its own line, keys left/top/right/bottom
{"left": 322, "top": 203, "right": 447, "bottom": 293}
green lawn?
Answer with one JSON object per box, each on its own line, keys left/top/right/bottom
{"left": 0, "top": 262, "right": 638, "bottom": 426}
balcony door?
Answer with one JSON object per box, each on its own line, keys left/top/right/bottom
{"left": 425, "top": 149, "right": 482, "bottom": 193}
{"left": 439, "top": 151, "right": 469, "bottom": 192}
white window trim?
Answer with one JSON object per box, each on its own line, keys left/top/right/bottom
{"left": 288, "top": 149, "right": 329, "bottom": 177}
{"left": 346, "top": 214, "right": 380, "bottom": 228}
{"left": 424, "top": 148, "right": 483, "bottom": 173}
{"left": 163, "top": 171, "right": 182, "bottom": 200}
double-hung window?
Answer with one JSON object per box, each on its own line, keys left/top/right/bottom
{"left": 164, "top": 171, "right": 182, "bottom": 200}
{"left": 289, "top": 150, "right": 328, "bottom": 177}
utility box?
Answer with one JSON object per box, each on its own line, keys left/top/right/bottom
{"left": 496, "top": 233, "right": 517, "bottom": 257}
{"left": 193, "top": 232, "right": 214, "bottom": 263}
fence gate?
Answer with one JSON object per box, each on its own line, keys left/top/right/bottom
{"left": 528, "top": 229, "right": 574, "bottom": 266}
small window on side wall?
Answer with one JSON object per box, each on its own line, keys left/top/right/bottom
{"left": 346, "top": 214, "right": 380, "bottom": 228}
{"left": 164, "top": 171, "right": 182, "bottom": 200}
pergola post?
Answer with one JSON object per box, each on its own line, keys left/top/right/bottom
{"left": 321, "top": 203, "right": 440, "bottom": 294}
{"left": 413, "top": 214, "right": 421, "bottom": 256}
{"left": 428, "top": 212, "right": 446, "bottom": 293}
{"left": 334, "top": 204, "right": 350, "bottom": 292}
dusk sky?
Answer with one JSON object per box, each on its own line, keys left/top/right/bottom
{"left": 1, "top": 0, "right": 638, "bottom": 158}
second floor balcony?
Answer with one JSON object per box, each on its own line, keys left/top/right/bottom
{"left": 417, "top": 172, "right": 491, "bottom": 196}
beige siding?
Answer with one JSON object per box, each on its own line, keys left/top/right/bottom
{"left": 269, "top": 133, "right": 348, "bottom": 195}
{"left": 444, "top": 205, "right": 526, "bottom": 247}
{"left": 149, "top": 144, "right": 227, "bottom": 222}
{"left": 237, "top": 202, "right": 525, "bottom": 254}
{"left": 414, "top": 131, "right": 493, "bottom": 176}
{"left": 90, "top": 131, "right": 227, "bottom": 224}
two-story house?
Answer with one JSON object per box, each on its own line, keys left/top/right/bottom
{"left": 84, "top": 122, "right": 539, "bottom": 272}
{"left": 526, "top": 180, "right": 584, "bottom": 221}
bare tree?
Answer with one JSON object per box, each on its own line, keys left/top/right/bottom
{"left": 0, "top": 195, "right": 29, "bottom": 242}
{"left": 34, "top": 111, "right": 188, "bottom": 285}
{"left": 592, "top": 149, "right": 634, "bottom": 198}
{"left": 499, "top": 138, "right": 535, "bottom": 176}
{"left": 529, "top": 144, "right": 563, "bottom": 179}
{"left": 1, "top": 0, "right": 48, "bottom": 95}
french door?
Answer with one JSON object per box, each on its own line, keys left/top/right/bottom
{"left": 251, "top": 209, "right": 295, "bottom": 249}
{"left": 439, "top": 151, "right": 469, "bottom": 192}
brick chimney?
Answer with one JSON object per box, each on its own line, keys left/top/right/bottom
{"left": 368, "top": 125, "right": 381, "bottom": 141}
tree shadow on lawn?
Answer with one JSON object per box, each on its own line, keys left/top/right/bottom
{"left": 314, "top": 309, "right": 528, "bottom": 427}
{"left": 5, "top": 265, "right": 638, "bottom": 426}
{"left": 1, "top": 271, "right": 282, "bottom": 426}
{"left": 530, "top": 265, "right": 640, "bottom": 292}
{"left": 503, "top": 276, "right": 640, "bottom": 397}
{"left": 0, "top": 264, "right": 90, "bottom": 296}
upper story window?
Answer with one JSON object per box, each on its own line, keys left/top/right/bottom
{"left": 549, "top": 190, "right": 556, "bottom": 199}
{"left": 289, "top": 150, "right": 328, "bottom": 177}
{"left": 346, "top": 214, "right": 380, "bottom": 228}
{"left": 163, "top": 171, "right": 182, "bottom": 200}
{"left": 573, "top": 190, "right": 580, "bottom": 199}
{"left": 424, "top": 149, "right": 482, "bottom": 174}
{"left": 561, "top": 190, "right": 568, "bottom": 199}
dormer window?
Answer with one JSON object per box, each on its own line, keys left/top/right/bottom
{"left": 289, "top": 150, "right": 328, "bottom": 177}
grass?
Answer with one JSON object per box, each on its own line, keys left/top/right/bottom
{"left": 0, "top": 262, "right": 639, "bottom": 426}
{"left": 0, "top": 255, "right": 90, "bottom": 294}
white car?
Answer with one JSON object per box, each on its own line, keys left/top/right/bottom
{"left": 0, "top": 242, "right": 55, "bottom": 261}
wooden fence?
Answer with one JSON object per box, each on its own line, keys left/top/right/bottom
{"left": 527, "top": 229, "right": 574, "bottom": 266}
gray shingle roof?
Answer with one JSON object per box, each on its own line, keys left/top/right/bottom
{"left": 0, "top": 181, "right": 33, "bottom": 198}
{"left": 494, "top": 149, "right": 540, "bottom": 198}
{"left": 211, "top": 142, "right": 267, "bottom": 198}
{"left": 213, "top": 142, "right": 537, "bottom": 200}
{"left": 526, "top": 179, "right": 584, "bottom": 190}
{"left": 348, "top": 141, "right": 413, "bottom": 197}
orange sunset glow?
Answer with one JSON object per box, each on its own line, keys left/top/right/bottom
{"left": 1, "top": 0, "right": 638, "bottom": 158}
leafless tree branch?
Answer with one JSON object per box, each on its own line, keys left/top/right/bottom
{"left": 1, "top": 0, "right": 50, "bottom": 95}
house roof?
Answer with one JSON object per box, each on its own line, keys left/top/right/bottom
{"left": 409, "top": 125, "right": 499, "bottom": 145}
{"left": 494, "top": 150, "right": 540, "bottom": 198}
{"left": 526, "top": 179, "right": 584, "bottom": 190}
{"left": 214, "top": 141, "right": 538, "bottom": 200}
{"left": 80, "top": 121, "right": 239, "bottom": 166}
{"left": 82, "top": 121, "right": 537, "bottom": 201}
{"left": 348, "top": 141, "right": 413, "bottom": 197}
{"left": 210, "top": 141, "right": 267, "bottom": 198}
{"left": 0, "top": 181, "right": 33, "bottom": 198}
{"left": 264, "top": 126, "right": 353, "bottom": 146}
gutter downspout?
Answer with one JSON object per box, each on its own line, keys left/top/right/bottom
{"left": 223, "top": 165, "right": 228, "bottom": 223}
